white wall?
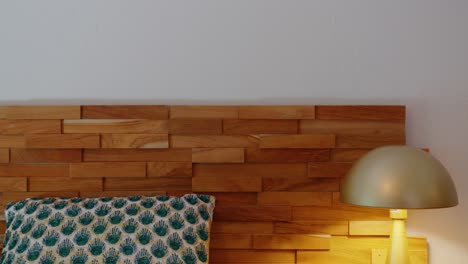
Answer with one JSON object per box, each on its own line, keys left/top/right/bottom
{"left": 1, "top": 1, "right": 467, "bottom": 262}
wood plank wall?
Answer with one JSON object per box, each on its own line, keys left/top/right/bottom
{"left": 0, "top": 105, "right": 428, "bottom": 263}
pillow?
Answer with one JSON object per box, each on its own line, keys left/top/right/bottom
{"left": 1, "top": 194, "right": 215, "bottom": 264}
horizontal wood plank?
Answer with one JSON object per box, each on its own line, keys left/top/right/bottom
{"left": 316, "top": 105, "right": 405, "bottom": 121}
{"left": 210, "top": 249, "right": 295, "bottom": 263}
{"left": 259, "top": 134, "right": 336, "bottom": 149}
{"left": 308, "top": 162, "right": 353, "bottom": 178}
{"left": 330, "top": 149, "right": 371, "bottom": 162}
{"left": 223, "top": 120, "right": 298, "bottom": 134}
{"left": 83, "top": 149, "right": 192, "bottom": 162}
{"left": 0, "top": 149, "right": 9, "bottom": 163}
{"left": 211, "top": 233, "right": 253, "bottom": 249}
{"left": 2, "top": 191, "right": 79, "bottom": 204}
{"left": 214, "top": 206, "right": 292, "bottom": 221}
{"left": 5, "top": 106, "right": 81, "bottom": 119}
{"left": 169, "top": 119, "right": 222, "bottom": 134}
{"left": 238, "top": 106, "right": 315, "bottom": 119}
{"left": 349, "top": 221, "right": 392, "bottom": 236}
{"left": 274, "top": 221, "right": 349, "bottom": 236}
{"left": 258, "top": 192, "right": 332, "bottom": 206}
{"left": 25, "top": 134, "right": 100, "bottom": 148}
{"left": 70, "top": 162, "right": 146, "bottom": 178}
{"left": 0, "top": 164, "right": 69, "bottom": 177}
{"left": 0, "top": 120, "right": 61, "bottom": 134}
{"left": 0, "top": 177, "right": 27, "bottom": 191}
{"left": 80, "top": 190, "right": 166, "bottom": 198}
{"left": 170, "top": 106, "right": 238, "bottom": 119}
{"left": 192, "top": 176, "right": 262, "bottom": 192}
{"left": 147, "top": 162, "right": 192, "bottom": 177}
{"left": 29, "top": 177, "right": 103, "bottom": 192}
{"left": 82, "top": 105, "right": 168, "bottom": 119}
{"left": 194, "top": 163, "right": 307, "bottom": 178}
{"left": 105, "top": 178, "right": 191, "bottom": 191}
{"left": 0, "top": 135, "right": 25, "bottom": 148}
{"left": 171, "top": 135, "right": 259, "bottom": 148}
{"left": 197, "top": 193, "right": 257, "bottom": 206}
{"left": 253, "top": 234, "right": 330, "bottom": 250}
{"left": 211, "top": 222, "right": 274, "bottom": 234}
{"left": 101, "top": 134, "right": 168, "bottom": 148}
{"left": 246, "top": 148, "right": 329, "bottom": 163}
{"left": 63, "top": 119, "right": 168, "bottom": 134}
{"left": 262, "top": 177, "right": 340, "bottom": 192}
{"left": 192, "top": 148, "right": 244, "bottom": 163}
{"left": 10, "top": 149, "right": 82, "bottom": 163}
{"left": 292, "top": 206, "right": 389, "bottom": 221}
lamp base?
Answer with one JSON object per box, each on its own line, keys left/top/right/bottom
{"left": 387, "top": 209, "right": 410, "bottom": 264}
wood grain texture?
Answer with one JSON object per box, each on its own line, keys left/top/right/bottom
{"left": 198, "top": 193, "right": 257, "bottom": 206}
{"left": 80, "top": 190, "right": 166, "bottom": 198}
{"left": 308, "top": 162, "right": 353, "bottom": 177}
{"left": 0, "top": 177, "right": 27, "bottom": 191}
{"left": 330, "top": 149, "right": 370, "bottom": 162}
{"left": 246, "top": 148, "right": 329, "bottom": 163}
{"left": 238, "top": 106, "right": 315, "bottom": 119}
{"left": 316, "top": 105, "right": 405, "bottom": 121}
{"left": 171, "top": 135, "right": 259, "bottom": 148}
{"left": 259, "top": 134, "right": 336, "bottom": 149}
{"left": 258, "top": 192, "right": 332, "bottom": 206}
{"left": 169, "top": 119, "right": 222, "bottom": 134}
{"left": 70, "top": 162, "right": 146, "bottom": 178}
{"left": 0, "top": 164, "right": 69, "bottom": 177}
{"left": 214, "top": 206, "right": 292, "bottom": 222}
{"left": 170, "top": 106, "right": 238, "bottom": 119}
{"left": 104, "top": 178, "right": 191, "bottom": 191}
{"left": 210, "top": 249, "right": 295, "bottom": 263}
{"left": 292, "top": 206, "right": 389, "bottom": 221}
{"left": 2, "top": 191, "right": 79, "bottom": 204}
{"left": 223, "top": 120, "right": 298, "bottom": 134}
{"left": 63, "top": 119, "right": 168, "bottom": 134}
{"left": 274, "top": 221, "right": 349, "bottom": 236}
{"left": 192, "top": 148, "right": 244, "bottom": 163}
{"left": 262, "top": 177, "right": 340, "bottom": 192}
{"left": 29, "top": 177, "right": 103, "bottom": 192}
{"left": 147, "top": 162, "right": 192, "bottom": 177}
{"left": 0, "top": 135, "right": 25, "bottom": 148}
{"left": 10, "top": 149, "right": 82, "bottom": 163}
{"left": 101, "top": 134, "right": 168, "bottom": 148}
{"left": 212, "top": 222, "right": 274, "bottom": 234}
{"left": 83, "top": 149, "right": 191, "bottom": 162}
{"left": 0, "top": 149, "right": 9, "bottom": 163}
{"left": 5, "top": 106, "right": 81, "bottom": 119}
{"left": 210, "top": 233, "right": 253, "bottom": 249}
{"left": 82, "top": 105, "right": 168, "bottom": 119}
{"left": 0, "top": 120, "right": 61, "bottom": 134}
{"left": 193, "top": 163, "right": 306, "bottom": 178}
{"left": 253, "top": 234, "right": 330, "bottom": 250}
{"left": 25, "top": 134, "right": 100, "bottom": 148}
{"left": 349, "top": 221, "right": 392, "bottom": 236}
{"left": 192, "top": 176, "right": 262, "bottom": 192}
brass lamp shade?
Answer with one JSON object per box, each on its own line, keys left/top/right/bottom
{"left": 340, "top": 145, "right": 458, "bottom": 209}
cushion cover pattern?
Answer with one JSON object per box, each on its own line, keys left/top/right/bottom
{"left": 1, "top": 194, "right": 215, "bottom": 264}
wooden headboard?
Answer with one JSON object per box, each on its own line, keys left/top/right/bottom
{"left": 0, "top": 105, "right": 428, "bottom": 263}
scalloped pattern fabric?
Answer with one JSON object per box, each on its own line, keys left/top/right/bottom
{"left": 1, "top": 194, "right": 215, "bottom": 264}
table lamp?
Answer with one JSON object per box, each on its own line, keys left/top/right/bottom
{"left": 340, "top": 146, "right": 458, "bottom": 264}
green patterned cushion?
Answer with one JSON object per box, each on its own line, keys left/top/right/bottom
{"left": 1, "top": 194, "right": 215, "bottom": 264}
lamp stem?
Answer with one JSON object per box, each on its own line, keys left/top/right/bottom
{"left": 387, "top": 209, "right": 410, "bottom": 264}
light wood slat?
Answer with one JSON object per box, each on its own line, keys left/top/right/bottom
{"left": 29, "top": 177, "right": 103, "bottom": 192}
{"left": 258, "top": 192, "right": 332, "bottom": 207}
{"left": 10, "top": 149, "right": 82, "bottom": 163}
{"left": 214, "top": 206, "right": 292, "bottom": 221}
{"left": 171, "top": 135, "right": 259, "bottom": 148}
{"left": 193, "top": 163, "right": 306, "bottom": 178}
{"left": 80, "top": 190, "right": 166, "bottom": 198}
{"left": 70, "top": 162, "right": 146, "bottom": 178}
{"left": 82, "top": 105, "right": 168, "bottom": 119}
{"left": 292, "top": 206, "right": 389, "bottom": 221}
{"left": 0, "top": 106, "right": 6, "bottom": 119}
{"left": 253, "top": 234, "right": 330, "bottom": 250}
{"left": 274, "top": 221, "right": 349, "bottom": 235}
{"left": 83, "top": 149, "right": 191, "bottom": 162}
{"left": 101, "top": 134, "right": 168, "bottom": 149}
{"left": 262, "top": 177, "right": 340, "bottom": 192}
{"left": 308, "top": 162, "right": 353, "bottom": 178}
{"left": 0, "top": 177, "right": 27, "bottom": 191}
{"left": 2, "top": 191, "right": 79, "bottom": 204}
{"left": 25, "top": 134, "right": 100, "bottom": 148}
{"left": 5, "top": 106, "right": 81, "bottom": 119}
{"left": 104, "top": 178, "right": 191, "bottom": 191}
{"left": 0, "top": 135, "right": 25, "bottom": 148}
{"left": 211, "top": 222, "right": 274, "bottom": 234}
{"left": 330, "top": 149, "right": 371, "bottom": 162}
{"left": 192, "top": 176, "right": 262, "bottom": 192}
{"left": 223, "top": 120, "right": 298, "bottom": 134}
{"left": 349, "top": 221, "right": 392, "bottom": 236}
{"left": 63, "top": 119, "right": 168, "bottom": 134}
{"left": 170, "top": 106, "right": 238, "bottom": 119}
{"left": 238, "top": 106, "right": 315, "bottom": 119}
{"left": 316, "top": 105, "right": 405, "bottom": 121}
{"left": 0, "top": 164, "right": 69, "bottom": 177}
{"left": 0, "top": 149, "right": 9, "bottom": 163}
{"left": 0, "top": 120, "right": 61, "bottom": 134}
{"left": 259, "top": 134, "right": 336, "bottom": 149}
{"left": 246, "top": 148, "right": 329, "bottom": 163}
{"left": 169, "top": 119, "right": 222, "bottom": 134}
{"left": 209, "top": 249, "right": 296, "bottom": 263}
{"left": 192, "top": 148, "right": 244, "bottom": 163}
{"left": 210, "top": 233, "right": 253, "bottom": 249}
{"left": 147, "top": 162, "right": 192, "bottom": 177}
{"left": 372, "top": 249, "right": 428, "bottom": 264}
